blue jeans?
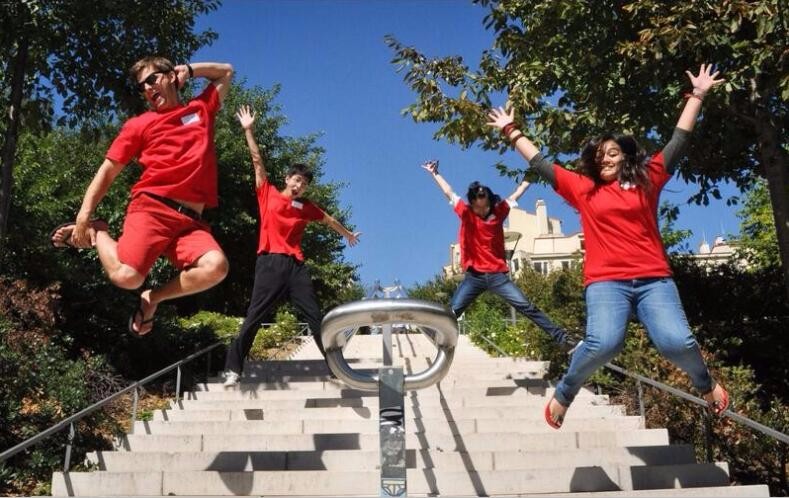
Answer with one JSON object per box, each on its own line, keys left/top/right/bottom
{"left": 554, "top": 277, "right": 713, "bottom": 406}
{"left": 451, "top": 270, "right": 568, "bottom": 345}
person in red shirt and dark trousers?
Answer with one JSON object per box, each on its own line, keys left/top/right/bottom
{"left": 50, "top": 56, "right": 234, "bottom": 338}
{"left": 487, "top": 64, "right": 730, "bottom": 429}
{"left": 421, "top": 160, "right": 577, "bottom": 352}
{"left": 222, "top": 105, "right": 361, "bottom": 387}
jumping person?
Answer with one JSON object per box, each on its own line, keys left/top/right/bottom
{"left": 421, "top": 160, "right": 575, "bottom": 350}
{"left": 222, "top": 105, "right": 361, "bottom": 387}
{"left": 50, "top": 56, "right": 234, "bottom": 337}
{"left": 486, "top": 64, "right": 729, "bottom": 428}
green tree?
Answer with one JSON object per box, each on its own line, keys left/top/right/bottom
{"left": 736, "top": 180, "right": 780, "bottom": 270}
{"left": 0, "top": 0, "right": 220, "bottom": 241}
{"left": 387, "top": 0, "right": 789, "bottom": 300}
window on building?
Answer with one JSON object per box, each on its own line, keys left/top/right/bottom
{"left": 562, "top": 261, "right": 569, "bottom": 270}
{"left": 513, "top": 258, "right": 520, "bottom": 272}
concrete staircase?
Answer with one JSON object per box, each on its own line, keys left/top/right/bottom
{"left": 51, "top": 333, "right": 770, "bottom": 496}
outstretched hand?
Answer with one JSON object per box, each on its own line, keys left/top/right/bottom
{"left": 421, "top": 160, "right": 439, "bottom": 175}
{"left": 236, "top": 105, "right": 256, "bottom": 130}
{"left": 486, "top": 106, "right": 515, "bottom": 130}
{"left": 346, "top": 232, "right": 362, "bottom": 247}
{"left": 686, "top": 63, "right": 724, "bottom": 96}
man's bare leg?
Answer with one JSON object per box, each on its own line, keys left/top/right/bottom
{"left": 131, "top": 250, "right": 229, "bottom": 335}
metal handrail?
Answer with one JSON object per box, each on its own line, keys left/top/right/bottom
{"left": 0, "top": 340, "right": 223, "bottom": 465}
{"left": 474, "top": 333, "right": 789, "bottom": 446}
{"left": 321, "top": 299, "right": 458, "bottom": 391}
{"left": 0, "top": 318, "right": 314, "bottom": 467}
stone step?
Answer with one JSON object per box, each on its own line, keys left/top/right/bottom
{"left": 152, "top": 404, "right": 625, "bottom": 422}
{"left": 196, "top": 373, "right": 551, "bottom": 391}
{"left": 169, "top": 393, "right": 611, "bottom": 410}
{"left": 538, "top": 485, "right": 771, "bottom": 497}
{"left": 179, "top": 384, "right": 592, "bottom": 401}
{"left": 51, "top": 462, "right": 730, "bottom": 496}
{"left": 130, "top": 416, "right": 644, "bottom": 436}
{"left": 86, "top": 445, "right": 696, "bottom": 472}
{"left": 117, "top": 428, "right": 670, "bottom": 452}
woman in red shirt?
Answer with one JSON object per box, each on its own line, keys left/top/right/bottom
{"left": 487, "top": 64, "right": 729, "bottom": 428}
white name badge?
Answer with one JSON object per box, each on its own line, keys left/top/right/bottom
{"left": 181, "top": 112, "right": 200, "bottom": 125}
{"left": 291, "top": 200, "right": 304, "bottom": 210}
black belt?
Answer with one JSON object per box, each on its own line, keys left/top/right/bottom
{"left": 143, "top": 192, "right": 202, "bottom": 221}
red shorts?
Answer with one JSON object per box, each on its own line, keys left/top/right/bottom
{"left": 117, "top": 194, "right": 222, "bottom": 275}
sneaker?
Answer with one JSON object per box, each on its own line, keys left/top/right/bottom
{"left": 222, "top": 370, "right": 240, "bottom": 388}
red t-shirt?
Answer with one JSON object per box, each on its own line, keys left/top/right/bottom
{"left": 454, "top": 198, "right": 512, "bottom": 273}
{"left": 256, "top": 178, "right": 325, "bottom": 261}
{"left": 553, "top": 152, "right": 672, "bottom": 286}
{"left": 106, "top": 85, "right": 221, "bottom": 207}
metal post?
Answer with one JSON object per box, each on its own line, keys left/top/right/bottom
{"left": 62, "top": 422, "right": 75, "bottom": 473}
{"left": 636, "top": 380, "right": 645, "bottom": 418}
{"left": 382, "top": 324, "right": 393, "bottom": 367}
{"left": 175, "top": 365, "right": 182, "bottom": 403}
{"left": 379, "top": 367, "right": 406, "bottom": 497}
{"left": 130, "top": 386, "right": 139, "bottom": 434}
{"left": 704, "top": 410, "right": 714, "bottom": 463}
{"left": 205, "top": 350, "right": 212, "bottom": 381}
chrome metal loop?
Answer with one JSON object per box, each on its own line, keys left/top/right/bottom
{"left": 321, "top": 299, "right": 458, "bottom": 391}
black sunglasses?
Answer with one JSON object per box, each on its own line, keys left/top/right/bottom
{"left": 136, "top": 71, "right": 167, "bottom": 93}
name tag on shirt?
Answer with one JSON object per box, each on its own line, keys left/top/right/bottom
{"left": 181, "top": 112, "right": 200, "bottom": 125}
{"left": 291, "top": 200, "right": 304, "bottom": 210}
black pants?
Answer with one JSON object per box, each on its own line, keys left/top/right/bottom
{"left": 225, "top": 253, "right": 325, "bottom": 374}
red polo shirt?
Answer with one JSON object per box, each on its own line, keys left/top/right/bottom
{"left": 106, "top": 84, "right": 221, "bottom": 207}
{"left": 256, "top": 178, "right": 325, "bottom": 261}
{"left": 454, "top": 197, "right": 512, "bottom": 273}
{"left": 553, "top": 151, "right": 672, "bottom": 286}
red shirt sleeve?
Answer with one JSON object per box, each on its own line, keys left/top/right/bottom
{"left": 303, "top": 201, "right": 326, "bottom": 222}
{"left": 105, "top": 118, "right": 143, "bottom": 165}
{"left": 194, "top": 84, "right": 220, "bottom": 115}
{"left": 553, "top": 164, "right": 593, "bottom": 209}
{"left": 648, "top": 151, "right": 671, "bottom": 191}
{"left": 454, "top": 199, "right": 468, "bottom": 218}
{"left": 495, "top": 199, "right": 511, "bottom": 218}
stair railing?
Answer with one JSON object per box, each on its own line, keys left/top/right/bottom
{"left": 321, "top": 298, "right": 459, "bottom": 498}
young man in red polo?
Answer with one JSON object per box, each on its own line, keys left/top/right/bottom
{"left": 222, "top": 105, "right": 361, "bottom": 386}
{"left": 50, "top": 56, "right": 233, "bottom": 337}
{"left": 421, "top": 160, "right": 578, "bottom": 352}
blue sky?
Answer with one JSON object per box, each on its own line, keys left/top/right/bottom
{"left": 193, "top": 0, "right": 741, "bottom": 288}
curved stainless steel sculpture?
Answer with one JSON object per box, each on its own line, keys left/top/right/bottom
{"left": 321, "top": 299, "right": 458, "bottom": 391}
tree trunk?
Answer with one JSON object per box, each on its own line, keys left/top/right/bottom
{"left": 0, "top": 37, "right": 29, "bottom": 243}
{"left": 755, "top": 116, "right": 789, "bottom": 303}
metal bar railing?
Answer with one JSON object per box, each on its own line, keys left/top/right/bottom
{"left": 0, "top": 319, "right": 313, "bottom": 470}
{"left": 0, "top": 340, "right": 223, "bottom": 465}
{"left": 474, "top": 333, "right": 789, "bottom": 446}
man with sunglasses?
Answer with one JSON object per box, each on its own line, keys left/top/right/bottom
{"left": 50, "top": 56, "right": 233, "bottom": 337}
{"left": 421, "top": 160, "right": 578, "bottom": 352}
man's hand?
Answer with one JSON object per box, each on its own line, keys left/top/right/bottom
{"left": 236, "top": 105, "right": 256, "bottom": 130}
{"left": 346, "top": 232, "right": 362, "bottom": 247}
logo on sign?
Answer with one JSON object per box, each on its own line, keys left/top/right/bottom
{"left": 380, "top": 406, "right": 404, "bottom": 427}
{"left": 381, "top": 478, "right": 406, "bottom": 496}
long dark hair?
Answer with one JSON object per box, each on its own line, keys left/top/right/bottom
{"left": 579, "top": 134, "right": 650, "bottom": 189}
